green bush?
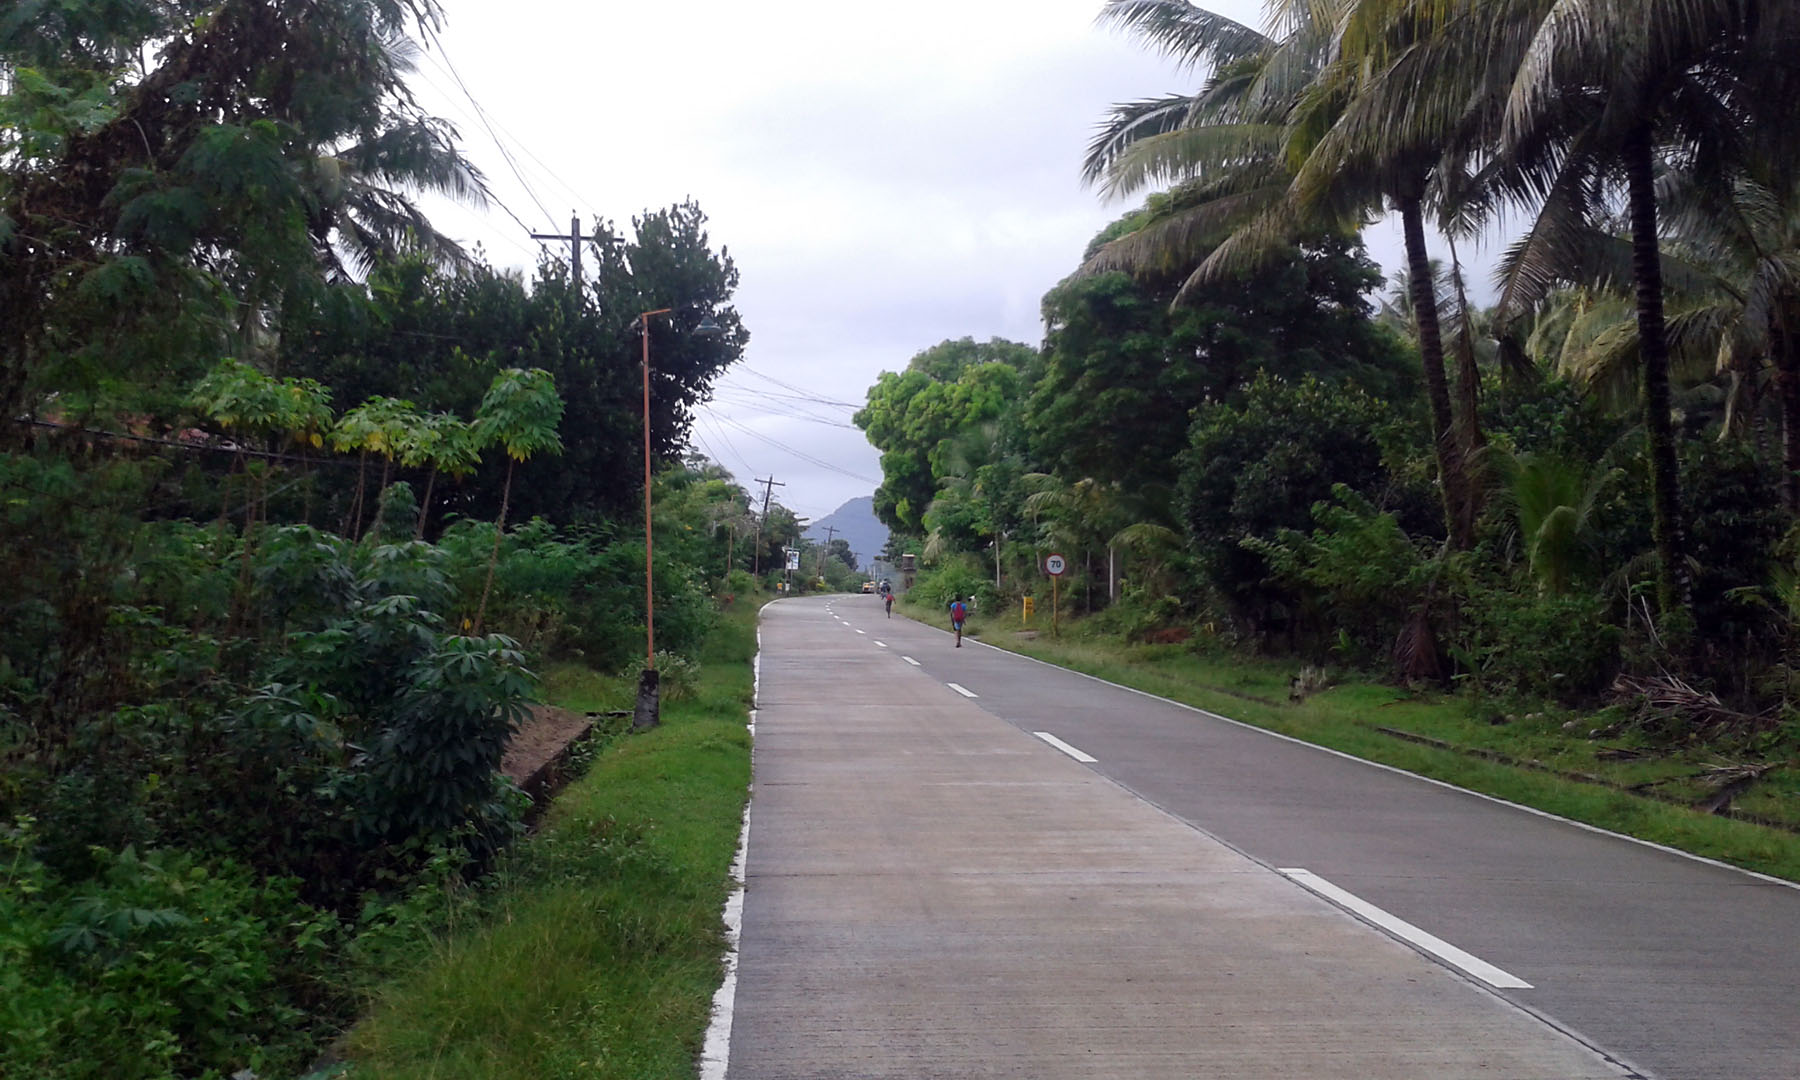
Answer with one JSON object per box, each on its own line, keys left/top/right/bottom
{"left": 1456, "top": 585, "right": 1621, "bottom": 702}
{"left": 1246, "top": 485, "right": 1435, "bottom": 661}
{"left": 1180, "top": 373, "right": 1413, "bottom": 637}
{"left": 909, "top": 555, "right": 996, "bottom": 612}
{"left": 1, "top": 825, "right": 337, "bottom": 1080}
{"left": 625, "top": 651, "right": 701, "bottom": 701}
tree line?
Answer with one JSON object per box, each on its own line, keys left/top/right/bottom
{"left": 863, "top": 0, "right": 1800, "bottom": 711}
{"left": 0, "top": 2, "right": 807, "bottom": 1074}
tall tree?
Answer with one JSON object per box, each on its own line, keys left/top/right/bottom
{"left": 855, "top": 338, "right": 1036, "bottom": 532}
{"left": 1083, "top": 0, "right": 1486, "bottom": 547}
{"left": 1490, "top": 0, "right": 1800, "bottom": 613}
{"left": 0, "top": 0, "right": 483, "bottom": 436}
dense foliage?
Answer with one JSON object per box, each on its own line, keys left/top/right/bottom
{"left": 865, "top": 3, "right": 1800, "bottom": 794}
{"left": 0, "top": 2, "right": 811, "bottom": 1074}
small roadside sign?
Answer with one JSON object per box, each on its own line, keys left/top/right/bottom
{"left": 1044, "top": 553, "right": 1067, "bottom": 576}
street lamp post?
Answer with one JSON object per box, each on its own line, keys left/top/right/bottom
{"left": 631, "top": 308, "right": 722, "bottom": 732}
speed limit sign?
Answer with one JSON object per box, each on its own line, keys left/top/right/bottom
{"left": 1044, "top": 553, "right": 1067, "bottom": 576}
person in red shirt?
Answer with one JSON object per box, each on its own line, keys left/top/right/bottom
{"left": 948, "top": 597, "right": 967, "bottom": 647}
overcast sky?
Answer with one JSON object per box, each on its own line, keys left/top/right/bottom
{"left": 409, "top": 0, "right": 1462, "bottom": 523}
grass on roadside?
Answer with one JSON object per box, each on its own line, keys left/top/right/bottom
{"left": 343, "top": 601, "right": 757, "bottom": 1080}
{"left": 901, "top": 595, "right": 1800, "bottom": 884}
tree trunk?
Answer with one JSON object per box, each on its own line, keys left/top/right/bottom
{"left": 1399, "top": 193, "right": 1472, "bottom": 548}
{"left": 1446, "top": 235, "right": 1488, "bottom": 464}
{"left": 298, "top": 444, "right": 313, "bottom": 525}
{"left": 415, "top": 466, "right": 438, "bottom": 539}
{"left": 1773, "top": 325, "right": 1800, "bottom": 511}
{"left": 345, "top": 451, "right": 368, "bottom": 537}
{"left": 475, "top": 458, "right": 514, "bottom": 634}
{"left": 366, "top": 455, "right": 392, "bottom": 542}
{"left": 1624, "top": 125, "right": 1691, "bottom": 615}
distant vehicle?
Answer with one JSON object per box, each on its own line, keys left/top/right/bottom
{"left": 861, "top": 581, "right": 876, "bottom": 593}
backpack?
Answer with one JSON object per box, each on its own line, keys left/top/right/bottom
{"left": 950, "top": 601, "right": 966, "bottom": 620}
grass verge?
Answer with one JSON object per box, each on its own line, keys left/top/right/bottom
{"left": 904, "top": 597, "right": 1800, "bottom": 885}
{"left": 343, "top": 600, "right": 757, "bottom": 1079}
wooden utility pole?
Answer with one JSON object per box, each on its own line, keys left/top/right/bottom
{"left": 529, "top": 212, "right": 586, "bottom": 283}
{"left": 816, "top": 524, "right": 838, "bottom": 575}
{"left": 751, "top": 476, "right": 784, "bottom": 577}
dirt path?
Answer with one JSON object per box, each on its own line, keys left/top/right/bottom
{"left": 501, "top": 704, "right": 593, "bottom": 789}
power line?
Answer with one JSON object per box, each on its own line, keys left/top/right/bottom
{"left": 698, "top": 411, "right": 757, "bottom": 476}
{"left": 411, "top": 50, "right": 606, "bottom": 228}
{"left": 715, "top": 414, "right": 880, "bottom": 486}
{"left": 417, "top": 27, "right": 556, "bottom": 229}
{"left": 708, "top": 392, "right": 860, "bottom": 430}
{"left": 740, "top": 366, "right": 861, "bottom": 409}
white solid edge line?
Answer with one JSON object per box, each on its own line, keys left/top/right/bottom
{"left": 1033, "top": 730, "right": 1098, "bottom": 764}
{"left": 946, "top": 682, "right": 978, "bottom": 698}
{"left": 902, "top": 656, "right": 921, "bottom": 666}
{"left": 702, "top": 602, "right": 776, "bottom": 1078}
{"left": 1279, "top": 868, "right": 1532, "bottom": 990}
{"left": 963, "top": 635, "right": 1800, "bottom": 893}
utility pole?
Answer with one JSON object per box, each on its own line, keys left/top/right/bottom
{"left": 816, "top": 524, "right": 838, "bottom": 575}
{"left": 529, "top": 211, "right": 586, "bottom": 283}
{"left": 751, "top": 476, "right": 784, "bottom": 577}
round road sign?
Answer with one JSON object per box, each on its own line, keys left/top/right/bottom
{"left": 1044, "top": 553, "right": 1067, "bottom": 576}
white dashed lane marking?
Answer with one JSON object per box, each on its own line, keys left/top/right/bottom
{"left": 1033, "top": 731, "right": 1096, "bottom": 763}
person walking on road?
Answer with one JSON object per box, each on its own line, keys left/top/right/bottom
{"left": 948, "top": 596, "right": 967, "bottom": 647}
{"left": 884, "top": 590, "right": 894, "bottom": 618}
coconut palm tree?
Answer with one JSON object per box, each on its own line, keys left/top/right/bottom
{"left": 1486, "top": 0, "right": 1800, "bottom": 613}
{"left": 1495, "top": 450, "right": 1620, "bottom": 595}
{"left": 1085, "top": 0, "right": 1496, "bottom": 548}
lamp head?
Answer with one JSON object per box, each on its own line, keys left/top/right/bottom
{"left": 694, "top": 315, "right": 725, "bottom": 338}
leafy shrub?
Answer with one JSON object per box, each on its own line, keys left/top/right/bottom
{"left": 1, "top": 824, "right": 337, "bottom": 1080}
{"left": 625, "top": 651, "right": 701, "bottom": 701}
{"left": 908, "top": 555, "right": 996, "bottom": 612}
{"left": 1180, "top": 374, "right": 1405, "bottom": 637}
{"left": 1246, "top": 485, "right": 1434, "bottom": 661}
{"left": 434, "top": 520, "right": 716, "bottom": 673}
{"left": 1455, "top": 585, "right": 1621, "bottom": 702}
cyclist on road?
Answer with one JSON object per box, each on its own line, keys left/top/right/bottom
{"left": 948, "top": 596, "right": 967, "bottom": 647}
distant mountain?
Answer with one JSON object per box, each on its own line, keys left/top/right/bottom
{"left": 803, "top": 496, "right": 888, "bottom": 573}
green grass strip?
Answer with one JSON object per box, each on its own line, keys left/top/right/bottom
{"left": 345, "top": 604, "right": 757, "bottom": 1079}
{"left": 918, "top": 601, "right": 1800, "bottom": 885}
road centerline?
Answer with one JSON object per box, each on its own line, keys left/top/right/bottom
{"left": 1033, "top": 731, "right": 1098, "bottom": 763}
{"left": 945, "top": 682, "right": 978, "bottom": 698}
{"left": 901, "top": 656, "right": 920, "bottom": 666}
{"left": 1278, "top": 868, "right": 1532, "bottom": 990}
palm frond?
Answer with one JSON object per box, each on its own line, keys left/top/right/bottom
{"left": 1098, "top": 122, "right": 1288, "bottom": 199}
{"left": 1081, "top": 184, "right": 1285, "bottom": 279}
{"left": 1095, "top": 0, "right": 1272, "bottom": 72}
{"left": 1084, "top": 94, "right": 1201, "bottom": 188}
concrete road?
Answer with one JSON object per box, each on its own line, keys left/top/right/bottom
{"left": 752, "top": 594, "right": 1800, "bottom": 1080}
{"left": 726, "top": 597, "right": 1650, "bottom": 1078}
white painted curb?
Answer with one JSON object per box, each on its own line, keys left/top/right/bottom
{"left": 698, "top": 601, "right": 775, "bottom": 1079}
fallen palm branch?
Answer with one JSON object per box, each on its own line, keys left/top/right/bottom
{"left": 1371, "top": 726, "right": 1798, "bottom": 833}
{"left": 1609, "top": 673, "right": 1778, "bottom": 740}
